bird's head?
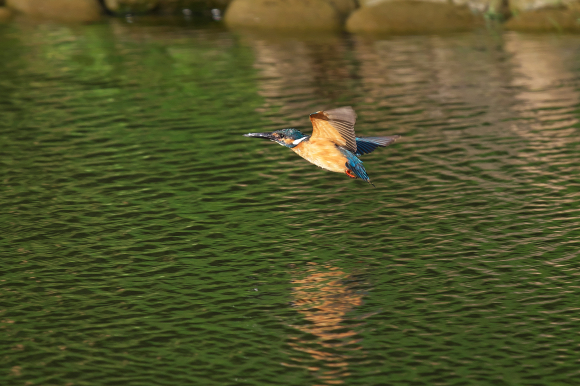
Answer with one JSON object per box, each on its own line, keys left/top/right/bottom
{"left": 243, "top": 128, "right": 308, "bottom": 148}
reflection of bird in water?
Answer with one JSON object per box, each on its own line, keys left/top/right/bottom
{"left": 283, "top": 263, "right": 366, "bottom": 385}
{"left": 244, "top": 106, "right": 399, "bottom": 186}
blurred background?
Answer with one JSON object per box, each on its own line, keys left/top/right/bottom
{"left": 2, "top": 1, "right": 580, "bottom": 386}
{"left": 2, "top": 0, "right": 580, "bottom": 31}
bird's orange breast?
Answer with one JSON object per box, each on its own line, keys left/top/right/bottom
{"left": 291, "top": 138, "right": 348, "bottom": 174}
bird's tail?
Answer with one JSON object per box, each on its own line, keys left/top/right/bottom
{"left": 346, "top": 159, "right": 374, "bottom": 187}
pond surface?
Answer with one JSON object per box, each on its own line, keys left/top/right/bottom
{"left": 1, "top": 18, "right": 580, "bottom": 386}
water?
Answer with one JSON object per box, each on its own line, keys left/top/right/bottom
{"left": 1, "top": 18, "right": 580, "bottom": 386}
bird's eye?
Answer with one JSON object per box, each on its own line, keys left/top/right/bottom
{"left": 279, "top": 134, "right": 285, "bottom": 139}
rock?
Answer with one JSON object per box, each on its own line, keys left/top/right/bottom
{"left": 224, "top": 0, "right": 343, "bottom": 31}
{"left": 0, "top": 6, "right": 12, "bottom": 21}
{"left": 509, "top": 0, "right": 577, "bottom": 12}
{"left": 6, "top": 0, "right": 102, "bottom": 22}
{"left": 505, "top": 7, "right": 580, "bottom": 31}
{"left": 454, "top": 0, "right": 509, "bottom": 17}
{"left": 358, "top": 0, "right": 388, "bottom": 6}
{"left": 346, "top": 1, "right": 482, "bottom": 34}
{"left": 359, "top": 0, "right": 508, "bottom": 18}
{"left": 505, "top": 0, "right": 580, "bottom": 31}
{"left": 103, "top": 0, "right": 158, "bottom": 14}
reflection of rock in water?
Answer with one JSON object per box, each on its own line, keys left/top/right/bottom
{"left": 505, "top": 33, "right": 579, "bottom": 117}
{"left": 503, "top": 33, "right": 580, "bottom": 191}
{"left": 241, "top": 33, "right": 355, "bottom": 126}
{"left": 352, "top": 34, "right": 515, "bottom": 131}
{"left": 351, "top": 32, "right": 580, "bottom": 194}
{"left": 284, "top": 262, "right": 366, "bottom": 385}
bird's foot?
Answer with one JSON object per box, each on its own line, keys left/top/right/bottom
{"left": 345, "top": 169, "right": 357, "bottom": 178}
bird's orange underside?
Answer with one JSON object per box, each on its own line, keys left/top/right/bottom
{"left": 295, "top": 139, "right": 356, "bottom": 177}
{"left": 293, "top": 138, "right": 347, "bottom": 174}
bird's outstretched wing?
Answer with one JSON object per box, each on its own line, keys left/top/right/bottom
{"left": 309, "top": 106, "right": 357, "bottom": 154}
{"left": 355, "top": 136, "right": 400, "bottom": 156}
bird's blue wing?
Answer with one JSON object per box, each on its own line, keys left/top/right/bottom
{"left": 355, "top": 136, "right": 400, "bottom": 156}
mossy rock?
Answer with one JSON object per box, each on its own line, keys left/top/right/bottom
{"left": 346, "top": 1, "right": 482, "bottom": 34}
{"left": 224, "top": 0, "right": 343, "bottom": 31}
{"left": 6, "top": 0, "right": 102, "bottom": 22}
{"left": 505, "top": 8, "right": 580, "bottom": 31}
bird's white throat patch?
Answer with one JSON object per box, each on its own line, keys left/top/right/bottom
{"left": 292, "top": 137, "right": 308, "bottom": 146}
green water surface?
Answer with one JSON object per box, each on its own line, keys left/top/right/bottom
{"left": 1, "top": 18, "right": 580, "bottom": 386}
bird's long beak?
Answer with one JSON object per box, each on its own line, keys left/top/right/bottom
{"left": 243, "top": 132, "right": 275, "bottom": 140}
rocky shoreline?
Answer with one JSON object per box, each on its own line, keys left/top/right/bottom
{"left": 1, "top": 0, "right": 580, "bottom": 33}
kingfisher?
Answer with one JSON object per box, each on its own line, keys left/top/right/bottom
{"left": 243, "top": 106, "right": 400, "bottom": 186}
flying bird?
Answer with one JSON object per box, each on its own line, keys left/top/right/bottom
{"left": 243, "top": 106, "right": 399, "bottom": 186}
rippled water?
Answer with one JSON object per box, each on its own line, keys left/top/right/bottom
{"left": 2, "top": 19, "right": 580, "bottom": 386}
